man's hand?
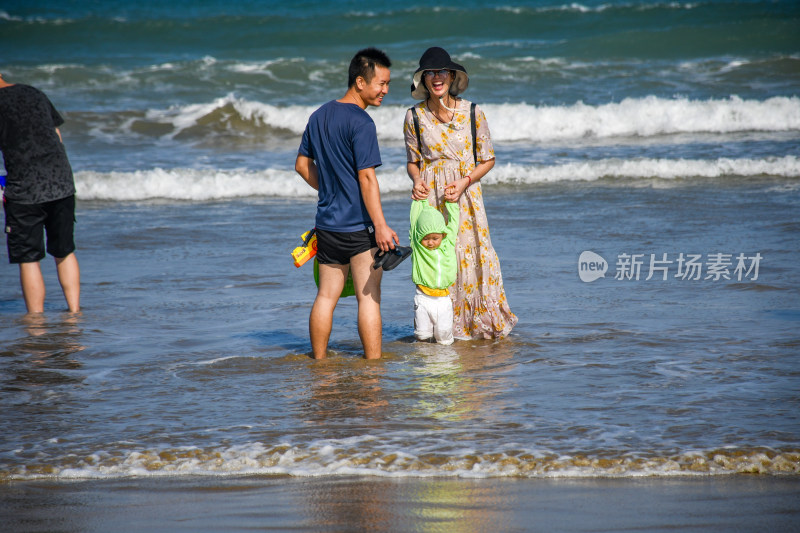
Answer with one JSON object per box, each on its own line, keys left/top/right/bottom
{"left": 374, "top": 223, "right": 399, "bottom": 252}
{"left": 358, "top": 167, "right": 398, "bottom": 252}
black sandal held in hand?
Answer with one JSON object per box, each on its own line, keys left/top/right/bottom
{"left": 372, "top": 246, "right": 412, "bottom": 271}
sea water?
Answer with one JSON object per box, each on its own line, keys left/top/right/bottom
{"left": 1, "top": 0, "right": 799, "bottom": 481}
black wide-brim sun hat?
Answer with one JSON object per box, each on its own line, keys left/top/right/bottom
{"left": 411, "top": 47, "right": 469, "bottom": 100}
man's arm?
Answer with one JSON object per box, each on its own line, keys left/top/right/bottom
{"left": 358, "top": 166, "right": 398, "bottom": 252}
{"left": 295, "top": 154, "right": 319, "bottom": 191}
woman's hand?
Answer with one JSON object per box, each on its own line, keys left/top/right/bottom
{"left": 411, "top": 179, "right": 430, "bottom": 200}
{"left": 444, "top": 176, "right": 470, "bottom": 202}
{"left": 408, "top": 161, "right": 429, "bottom": 200}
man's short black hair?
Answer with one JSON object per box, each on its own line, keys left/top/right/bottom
{"left": 348, "top": 47, "right": 391, "bottom": 88}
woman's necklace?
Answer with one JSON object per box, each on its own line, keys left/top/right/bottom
{"left": 427, "top": 96, "right": 455, "bottom": 124}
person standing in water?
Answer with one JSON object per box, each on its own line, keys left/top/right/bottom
{"left": 295, "top": 48, "right": 398, "bottom": 359}
{"left": 0, "top": 72, "right": 80, "bottom": 314}
{"left": 404, "top": 47, "right": 516, "bottom": 339}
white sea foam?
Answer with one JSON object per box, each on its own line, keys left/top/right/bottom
{"left": 475, "top": 96, "right": 800, "bottom": 143}
{"left": 125, "top": 95, "right": 800, "bottom": 144}
{"left": 74, "top": 156, "right": 800, "bottom": 201}
{"left": 0, "top": 10, "right": 22, "bottom": 21}
{"left": 7, "top": 438, "right": 798, "bottom": 480}
{"left": 135, "top": 94, "right": 311, "bottom": 139}
{"left": 485, "top": 156, "right": 800, "bottom": 184}
{"left": 76, "top": 168, "right": 312, "bottom": 201}
{"left": 496, "top": 2, "right": 699, "bottom": 14}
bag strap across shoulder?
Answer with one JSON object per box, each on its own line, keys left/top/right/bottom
{"left": 410, "top": 106, "right": 422, "bottom": 154}
{"left": 470, "top": 102, "right": 477, "bottom": 165}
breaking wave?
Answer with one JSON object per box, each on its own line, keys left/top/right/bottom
{"left": 74, "top": 156, "right": 800, "bottom": 201}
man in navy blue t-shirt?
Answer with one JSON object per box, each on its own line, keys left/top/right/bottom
{"left": 295, "top": 48, "right": 398, "bottom": 360}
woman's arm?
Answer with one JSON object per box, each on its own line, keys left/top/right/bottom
{"left": 404, "top": 107, "right": 430, "bottom": 201}
{"left": 444, "top": 158, "right": 495, "bottom": 202}
{"left": 407, "top": 161, "right": 430, "bottom": 200}
{"left": 445, "top": 102, "right": 496, "bottom": 201}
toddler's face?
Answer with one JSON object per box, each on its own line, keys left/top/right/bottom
{"left": 421, "top": 233, "right": 444, "bottom": 250}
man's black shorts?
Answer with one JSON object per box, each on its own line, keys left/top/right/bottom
{"left": 315, "top": 226, "right": 377, "bottom": 265}
{"left": 4, "top": 195, "right": 76, "bottom": 264}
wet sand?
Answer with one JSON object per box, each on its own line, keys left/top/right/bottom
{"left": 2, "top": 475, "right": 799, "bottom": 532}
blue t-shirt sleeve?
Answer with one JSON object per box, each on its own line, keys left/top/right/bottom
{"left": 352, "top": 120, "right": 381, "bottom": 171}
{"left": 299, "top": 125, "right": 312, "bottom": 158}
{"left": 297, "top": 102, "right": 382, "bottom": 232}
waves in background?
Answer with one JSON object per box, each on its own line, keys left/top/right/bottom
{"left": 2, "top": 1, "right": 799, "bottom": 483}
{"left": 2, "top": 0, "right": 799, "bottom": 199}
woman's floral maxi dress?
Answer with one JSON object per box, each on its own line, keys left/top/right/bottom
{"left": 404, "top": 99, "right": 517, "bottom": 339}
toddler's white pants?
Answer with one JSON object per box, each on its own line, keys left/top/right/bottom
{"left": 414, "top": 287, "right": 454, "bottom": 345}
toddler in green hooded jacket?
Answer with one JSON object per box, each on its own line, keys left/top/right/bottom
{"left": 409, "top": 199, "right": 460, "bottom": 344}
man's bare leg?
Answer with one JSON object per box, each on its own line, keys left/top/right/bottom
{"left": 55, "top": 253, "right": 80, "bottom": 313}
{"left": 350, "top": 248, "right": 383, "bottom": 359}
{"left": 309, "top": 263, "right": 348, "bottom": 359}
{"left": 19, "top": 262, "right": 45, "bottom": 314}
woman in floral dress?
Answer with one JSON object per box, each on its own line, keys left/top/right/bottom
{"left": 404, "top": 47, "right": 517, "bottom": 340}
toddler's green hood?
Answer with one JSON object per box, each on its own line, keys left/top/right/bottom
{"left": 415, "top": 207, "right": 448, "bottom": 240}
